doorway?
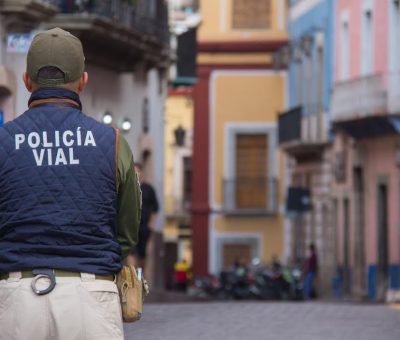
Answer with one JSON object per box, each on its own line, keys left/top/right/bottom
{"left": 343, "top": 197, "right": 351, "bottom": 296}
{"left": 377, "top": 182, "right": 389, "bottom": 300}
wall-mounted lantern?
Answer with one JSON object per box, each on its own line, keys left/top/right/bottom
{"left": 174, "top": 125, "right": 186, "bottom": 146}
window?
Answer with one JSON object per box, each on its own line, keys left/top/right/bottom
{"left": 297, "top": 58, "right": 304, "bottom": 106}
{"left": 235, "top": 134, "right": 268, "bottom": 209}
{"left": 142, "top": 98, "right": 149, "bottom": 133}
{"left": 390, "top": 1, "right": 400, "bottom": 72}
{"left": 317, "top": 45, "right": 324, "bottom": 113}
{"left": 182, "top": 156, "right": 192, "bottom": 207}
{"left": 232, "top": 0, "right": 271, "bottom": 30}
{"left": 361, "top": 9, "right": 374, "bottom": 75}
{"left": 340, "top": 20, "right": 350, "bottom": 80}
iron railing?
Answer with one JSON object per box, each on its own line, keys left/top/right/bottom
{"left": 54, "top": 0, "right": 169, "bottom": 46}
{"left": 278, "top": 106, "right": 302, "bottom": 144}
{"left": 165, "top": 197, "right": 191, "bottom": 218}
{"left": 223, "top": 177, "right": 278, "bottom": 215}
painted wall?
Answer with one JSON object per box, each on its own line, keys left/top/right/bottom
{"left": 198, "top": 0, "right": 287, "bottom": 42}
{"left": 164, "top": 93, "right": 193, "bottom": 216}
{"left": 208, "top": 70, "right": 286, "bottom": 273}
{"left": 288, "top": 0, "right": 335, "bottom": 114}
{"left": 361, "top": 136, "right": 400, "bottom": 265}
{"left": 192, "top": 0, "right": 288, "bottom": 276}
{"left": 210, "top": 71, "right": 285, "bottom": 207}
{"left": 335, "top": 0, "right": 389, "bottom": 82}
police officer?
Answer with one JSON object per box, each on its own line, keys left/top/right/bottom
{"left": 0, "top": 28, "right": 141, "bottom": 339}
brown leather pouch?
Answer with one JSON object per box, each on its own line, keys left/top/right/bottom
{"left": 116, "top": 265, "right": 149, "bottom": 322}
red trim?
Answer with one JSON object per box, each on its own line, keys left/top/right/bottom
{"left": 198, "top": 40, "right": 288, "bottom": 53}
{"left": 168, "top": 87, "right": 194, "bottom": 97}
{"left": 191, "top": 67, "right": 211, "bottom": 277}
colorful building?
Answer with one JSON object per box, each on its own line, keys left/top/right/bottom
{"left": 332, "top": 0, "right": 400, "bottom": 300}
{"left": 277, "top": 0, "right": 336, "bottom": 296}
{"left": 192, "top": 0, "right": 288, "bottom": 276}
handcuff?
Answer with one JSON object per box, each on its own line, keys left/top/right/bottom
{"left": 31, "top": 269, "right": 56, "bottom": 296}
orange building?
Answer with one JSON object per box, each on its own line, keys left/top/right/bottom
{"left": 192, "top": 0, "right": 288, "bottom": 276}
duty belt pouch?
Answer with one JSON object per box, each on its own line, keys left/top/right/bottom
{"left": 116, "top": 265, "right": 149, "bottom": 323}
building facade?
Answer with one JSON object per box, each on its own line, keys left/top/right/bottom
{"left": 192, "top": 0, "right": 288, "bottom": 276}
{"left": 277, "top": 0, "right": 336, "bottom": 296}
{"left": 0, "top": 0, "right": 170, "bottom": 287}
{"left": 332, "top": 0, "right": 400, "bottom": 300}
{"left": 163, "top": 0, "right": 199, "bottom": 288}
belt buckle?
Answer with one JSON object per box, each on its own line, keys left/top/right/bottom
{"left": 31, "top": 269, "right": 56, "bottom": 296}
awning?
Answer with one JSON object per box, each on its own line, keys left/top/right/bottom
{"left": 333, "top": 115, "right": 400, "bottom": 139}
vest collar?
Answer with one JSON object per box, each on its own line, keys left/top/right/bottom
{"left": 28, "top": 87, "right": 82, "bottom": 110}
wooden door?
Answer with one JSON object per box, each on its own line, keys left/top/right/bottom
{"left": 222, "top": 243, "right": 252, "bottom": 270}
{"left": 235, "top": 134, "right": 267, "bottom": 209}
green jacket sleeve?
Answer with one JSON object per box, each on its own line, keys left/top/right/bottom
{"left": 116, "top": 134, "right": 141, "bottom": 259}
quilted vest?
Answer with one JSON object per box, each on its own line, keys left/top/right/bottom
{"left": 0, "top": 88, "right": 121, "bottom": 274}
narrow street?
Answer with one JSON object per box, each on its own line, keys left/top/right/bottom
{"left": 125, "top": 302, "right": 400, "bottom": 340}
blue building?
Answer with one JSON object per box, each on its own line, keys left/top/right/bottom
{"left": 277, "top": 0, "right": 336, "bottom": 297}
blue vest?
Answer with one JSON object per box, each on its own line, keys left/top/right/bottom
{"left": 0, "top": 88, "right": 121, "bottom": 274}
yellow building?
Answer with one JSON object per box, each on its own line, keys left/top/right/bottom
{"left": 191, "top": 0, "right": 288, "bottom": 276}
{"left": 164, "top": 88, "right": 194, "bottom": 268}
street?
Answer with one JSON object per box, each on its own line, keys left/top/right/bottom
{"left": 124, "top": 301, "right": 400, "bottom": 340}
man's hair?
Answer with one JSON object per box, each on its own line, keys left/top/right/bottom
{"left": 37, "top": 66, "right": 66, "bottom": 84}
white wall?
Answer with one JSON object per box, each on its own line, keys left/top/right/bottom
{"left": 147, "top": 69, "right": 167, "bottom": 233}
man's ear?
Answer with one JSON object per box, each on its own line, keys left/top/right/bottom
{"left": 77, "top": 72, "right": 89, "bottom": 93}
{"left": 23, "top": 72, "right": 33, "bottom": 93}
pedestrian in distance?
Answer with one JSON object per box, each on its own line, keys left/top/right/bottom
{"left": 131, "top": 162, "right": 159, "bottom": 276}
{"left": 0, "top": 27, "right": 141, "bottom": 340}
{"left": 303, "top": 243, "right": 319, "bottom": 300}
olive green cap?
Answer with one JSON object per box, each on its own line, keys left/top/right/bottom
{"left": 27, "top": 28, "right": 85, "bottom": 86}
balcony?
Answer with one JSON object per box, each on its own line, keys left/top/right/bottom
{"left": 0, "top": 1, "right": 58, "bottom": 30}
{"left": 222, "top": 177, "right": 278, "bottom": 216}
{"left": 45, "top": 0, "right": 169, "bottom": 71}
{"left": 388, "top": 72, "right": 400, "bottom": 114}
{"left": 165, "top": 197, "right": 191, "bottom": 220}
{"left": 331, "top": 74, "right": 387, "bottom": 122}
{"left": 278, "top": 106, "right": 329, "bottom": 162}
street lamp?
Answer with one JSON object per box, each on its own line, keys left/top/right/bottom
{"left": 102, "top": 111, "right": 113, "bottom": 125}
{"left": 121, "top": 118, "right": 132, "bottom": 132}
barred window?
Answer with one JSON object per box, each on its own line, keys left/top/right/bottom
{"left": 232, "top": 0, "right": 272, "bottom": 30}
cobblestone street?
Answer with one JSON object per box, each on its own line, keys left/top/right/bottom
{"left": 124, "top": 301, "right": 400, "bottom": 340}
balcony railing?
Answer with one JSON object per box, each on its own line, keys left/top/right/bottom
{"left": 165, "top": 197, "right": 191, "bottom": 218}
{"left": 54, "top": 0, "right": 169, "bottom": 46}
{"left": 0, "top": 0, "right": 58, "bottom": 28}
{"left": 279, "top": 106, "right": 329, "bottom": 151}
{"left": 278, "top": 106, "right": 301, "bottom": 144}
{"left": 331, "top": 74, "right": 387, "bottom": 121}
{"left": 223, "top": 177, "right": 278, "bottom": 215}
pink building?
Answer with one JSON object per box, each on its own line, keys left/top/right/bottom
{"left": 332, "top": 0, "right": 400, "bottom": 300}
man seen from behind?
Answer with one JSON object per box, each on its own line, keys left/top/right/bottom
{"left": 0, "top": 28, "right": 141, "bottom": 339}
